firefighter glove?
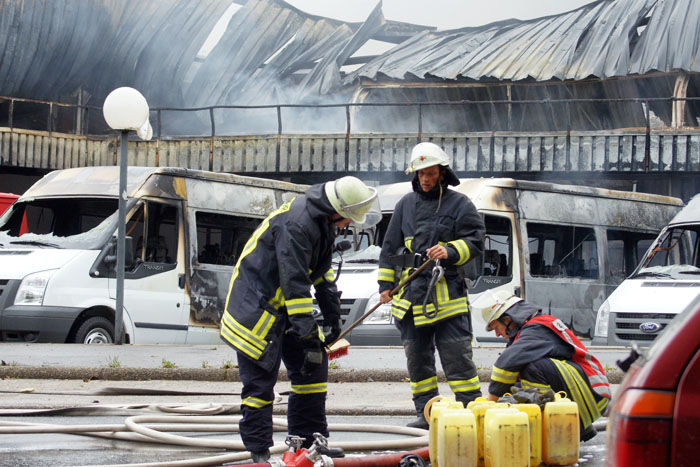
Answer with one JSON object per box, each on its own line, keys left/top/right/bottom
{"left": 301, "top": 346, "right": 323, "bottom": 376}
{"left": 323, "top": 317, "right": 342, "bottom": 344}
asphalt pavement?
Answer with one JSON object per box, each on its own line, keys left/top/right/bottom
{"left": 0, "top": 343, "right": 622, "bottom": 466}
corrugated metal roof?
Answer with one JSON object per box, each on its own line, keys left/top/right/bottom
{"left": 0, "top": 0, "right": 398, "bottom": 107}
{"left": 1, "top": 0, "right": 698, "bottom": 113}
{"left": 0, "top": 0, "right": 229, "bottom": 107}
{"left": 346, "top": 0, "right": 700, "bottom": 84}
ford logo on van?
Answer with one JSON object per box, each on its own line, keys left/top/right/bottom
{"left": 639, "top": 322, "right": 662, "bottom": 333}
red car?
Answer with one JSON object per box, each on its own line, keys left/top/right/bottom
{"left": 606, "top": 294, "right": 700, "bottom": 466}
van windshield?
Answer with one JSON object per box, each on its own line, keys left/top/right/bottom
{"left": 635, "top": 226, "right": 700, "bottom": 278}
{"left": 333, "top": 214, "right": 391, "bottom": 264}
{"left": 0, "top": 197, "right": 119, "bottom": 249}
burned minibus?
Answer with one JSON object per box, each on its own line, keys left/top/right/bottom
{"left": 0, "top": 166, "right": 304, "bottom": 344}
{"left": 334, "top": 178, "right": 683, "bottom": 344}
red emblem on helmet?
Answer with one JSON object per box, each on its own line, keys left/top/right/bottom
{"left": 419, "top": 156, "right": 425, "bottom": 161}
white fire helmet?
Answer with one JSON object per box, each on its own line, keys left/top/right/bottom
{"left": 324, "top": 176, "right": 380, "bottom": 226}
{"left": 405, "top": 142, "right": 450, "bottom": 175}
{"left": 471, "top": 289, "right": 523, "bottom": 331}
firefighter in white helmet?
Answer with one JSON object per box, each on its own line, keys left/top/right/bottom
{"left": 474, "top": 289, "right": 611, "bottom": 442}
{"left": 221, "top": 176, "right": 378, "bottom": 462}
{"left": 377, "top": 142, "right": 485, "bottom": 429}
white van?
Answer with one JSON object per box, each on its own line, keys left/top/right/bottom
{"left": 0, "top": 166, "right": 303, "bottom": 344}
{"left": 593, "top": 194, "right": 700, "bottom": 346}
{"left": 334, "top": 178, "right": 683, "bottom": 345}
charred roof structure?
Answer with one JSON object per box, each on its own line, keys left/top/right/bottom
{"left": 0, "top": 0, "right": 699, "bottom": 198}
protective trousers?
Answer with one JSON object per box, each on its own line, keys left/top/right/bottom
{"left": 237, "top": 332, "right": 329, "bottom": 452}
{"left": 398, "top": 312, "right": 481, "bottom": 417}
{"left": 519, "top": 358, "right": 609, "bottom": 437}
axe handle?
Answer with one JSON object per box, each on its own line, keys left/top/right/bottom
{"left": 331, "top": 259, "right": 433, "bottom": 344}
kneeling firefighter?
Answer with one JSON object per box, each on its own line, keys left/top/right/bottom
{"left": 475, "top": 290, "right": 611, "bottom": 441}
{"left": 378, "top": 142, "right": 485, "bottom": 429}
{"left": 220, "top": 176, "right": 379, "bottom": 462}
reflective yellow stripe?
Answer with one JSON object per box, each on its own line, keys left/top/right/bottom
{"left": 551, "top": 358, "right": 600, "bottom": 428}
{"left": 220, "top": 324, "right": 264, "bottom": 360}
{"left": 286, "top": 297, "right": 313, "bottom": 315}
{"left": 269, "top": 287, "right": 285, "bottom": 310}
{"left": 312, "top": 268, "right": 335, "bottom": 286}
{"left": 252, "top": 311, "right": 276, "bottom": 337}
{"left": 291, "top": 382, "right": 328, "bottom": 394}
{"left": 404, "top": 237, "right": 413, "bottom": 251}
{"left": 410, "top": 376, "right": 438, "bottom": 395}
{"left": 436, "top": 276, "right": 448, "bottom": 303}
{"left": 378, "top": 268, "right": 395, "bottom": 282}
{"left": 242, "top": 396, "right": 273, "bottom": 408}
{"left": 413, "top": 297, "right": 469, "bottom": 326}
{"left": 491, "top": 366, "right": 519, "bottom": 385}
{"left": 223, "top": 199, "right": 293, "bottom": 313}
{"left": 448, "top": 376, "right": 481, "bottom": 393}
{"left": 448, "top": 239, "right": 471, "bottom": 266}
{"left": 222, "top": 313, "right": 266, "bottom": 350}
{"left": 391, "top": 296, "right": 411, "bottom": 320}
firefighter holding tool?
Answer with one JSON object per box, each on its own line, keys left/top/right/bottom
{"left": 220, "top": 176, "right": 379, "bottom": 462}
{"left": 378, "top": 142, "right": 485, "bottom": 429}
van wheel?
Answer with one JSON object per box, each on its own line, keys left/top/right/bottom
{"left": 75, "top": 317, "right": 114, "bottom": 344}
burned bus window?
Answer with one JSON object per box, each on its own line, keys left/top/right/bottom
{"left": 22, "top": 198, "right": 117, "bottom": 236}
{"left": 527, "top": 223, "right": 598, "bottom": 278}
{"left": 483, "top": 214, "right": 512, "bottom": 277}
{"left": 606, "top": 230, "right": 657, "bottom": 284}
{"left": 128, "top": 201, "right": 178, "bottom": 265}
{"left": 195, "top": 211, "right": 260, "bottom": 266}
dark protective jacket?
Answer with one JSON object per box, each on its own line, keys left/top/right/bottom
{"left": 220, "top": 184, "right": 340, "bottom": 371}
{"left": 378, "top": 179, "right": 484, "bottom": 326}
{"left": 489, "top": 302, "right": 611, "bottom": 400}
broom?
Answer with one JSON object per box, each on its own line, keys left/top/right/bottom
{"left": 327, "top": 259, "right": 433, "bottom": 360}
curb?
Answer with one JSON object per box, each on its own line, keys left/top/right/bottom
{"left": 0, "top": 366, "right": 626, "bottom": 384}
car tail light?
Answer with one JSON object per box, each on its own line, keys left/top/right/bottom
{"left": 606, "top": 389, "right": 675, "bottom": 467}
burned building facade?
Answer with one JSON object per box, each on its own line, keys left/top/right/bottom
{"left": 1, "top": 0, "right": 699, "bottom": 200}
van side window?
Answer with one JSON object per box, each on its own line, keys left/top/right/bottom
{"left": 195, "top": 212, "right": 260, "bottom": 266}
{"left": 127, "top": 201, "right": 178, "bottom": 265}
{"left": 527, "top": 223, "right": 598, "bottom": 278}
{"left": 483, "top": 214, "right": 511, "bottom": 277}
{"left": 606, "top": 230, "right": 658, "bottom": 283}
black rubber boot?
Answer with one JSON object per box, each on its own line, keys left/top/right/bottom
{"left": 581, "top": 424, "right": 598, "bottom": 442}
{"left": 250, "top": 448, "right": 270, "bottom": 463}
{"left": 406, "top": 416, "right": 429, "bottom": 430}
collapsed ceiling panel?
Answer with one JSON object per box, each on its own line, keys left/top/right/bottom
{"left": 346, "top": 0, "right": 700, "bottom": 84}
{"left": 0, "top": 0, "right": 698, "bottom": 120}
{"left": 0, "top": 0, "right": 228, "bottom": 107}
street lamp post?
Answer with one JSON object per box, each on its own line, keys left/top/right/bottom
{"left": 102, "top": 87, "right": 152, "bottom": 345}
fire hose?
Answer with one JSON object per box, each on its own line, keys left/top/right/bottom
{"left": 0, "top": 406, "right": 430, "bottom": 467}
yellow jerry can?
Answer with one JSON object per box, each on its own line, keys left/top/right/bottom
{"left": 512, "top": 403, "right": 542, "bottom": 466}
{"left": 542, "top": 394, "right": 580, "bottom": 466}
{"left": 428, "top": 398, "right": 464, "bottom": 467}
{"left": 467, "top": 400, "right": 514, "bottom": 467}
{"left": 437, "top": 408, "right": 478, "bottom": 467}
{"left": 466, "top": 400, "right": 495, "bottom": 467}
{"left": 483, "top": 407, "right": 530, "bottom": 467}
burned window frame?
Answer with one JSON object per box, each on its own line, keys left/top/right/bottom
{"left": 526, "top": 222, "right": 599, "bottom": 279}
{"left": 126, "top": 199, "right": 179, "bottom": 268}
{"left": 193, "top": 210, "right": 261, "bottom": 267}
{"left": 482, "top": 214, "right": 513, "bottom": 278}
